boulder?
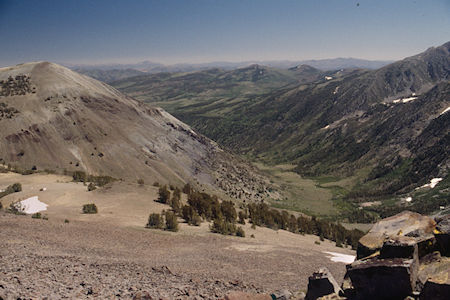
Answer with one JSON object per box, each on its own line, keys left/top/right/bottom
{"left": 435, "top": 215, "right": 450, "bottom": 256}
{"left": 380, "top": 236, "right": 418, "bottom": 260}
{"left": 357, "top": 211, "right": 436, "bottom": 259}
{"left": 345, "top": 257, "right": 418, "bottom": 299}
{"left": 420, "top": 274, "right": 450, "bottom": 300}
{"left": 417, "top": 252, "right": 450, "bottom": 292}
{"left": 305, "top": 267, "right": 342, "bottom": 300}
{"left": 224, "top": 291, "right": 272, "bottom": 300}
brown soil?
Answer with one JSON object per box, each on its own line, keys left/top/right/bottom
{"left": 0, "top": 172, "right": 354, "bottom": 299}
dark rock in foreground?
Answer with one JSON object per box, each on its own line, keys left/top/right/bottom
{"left": 305, "top": 267, "right": 342, "bottom": 300}
{"left": 306, "top": 211, "right": 450, "bottom": 300}
{"left": 435, "top": 215, "right": 450, "bottom": 257}
{"left": 345, "top": 257, "right": 418, "bottom": 299}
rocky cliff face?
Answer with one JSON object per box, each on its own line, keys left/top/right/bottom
{"left": 305, "top": 211, "right": 450, "bottom": 300}
{"left": 0, "top": 62, "right": 275, "bottom": 202}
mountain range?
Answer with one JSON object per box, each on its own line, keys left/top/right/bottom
{"left": 69, "top": 58, "right": 392, "bottom": 83}
{"left": 110, "top": 42, "right": 450, "bottom": 220}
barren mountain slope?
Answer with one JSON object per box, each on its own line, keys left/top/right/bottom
{"left": 0, "top": 62, "right": 273, "bottom": 202}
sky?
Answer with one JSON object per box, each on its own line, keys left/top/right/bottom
{"left": 0, "top": 0, "right": 449, "bottom": 66}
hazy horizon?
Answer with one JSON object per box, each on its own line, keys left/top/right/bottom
{"left": 0, "top": 0, "right": 449, "bottom": 67}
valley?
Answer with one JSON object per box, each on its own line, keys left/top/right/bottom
{"left": 110, "top": 42, "right": 450, "bottom": 222}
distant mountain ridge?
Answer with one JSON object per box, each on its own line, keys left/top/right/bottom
{"left": 67, "top": 57, "right": 392, "bottom": 77}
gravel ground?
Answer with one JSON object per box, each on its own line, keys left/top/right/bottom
{"left": 0, "top": 212, "right": 352, "bottom": 299}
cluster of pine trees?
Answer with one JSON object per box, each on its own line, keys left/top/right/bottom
{"left": 247, "top": 202, "right": 364, "bottom": 249}
{"left": 150, "top": 183, "right": 364, "bottom": 247}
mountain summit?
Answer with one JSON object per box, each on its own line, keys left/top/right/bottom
{"left": 0, "top": 62, "right": 272, "bottom": 201}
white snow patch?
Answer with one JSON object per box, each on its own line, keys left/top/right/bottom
{"left": 405, "top": 197, "right": 412, "bottom": 202}
{"left": 322, "top": 125, "right": 330, "bottom": 130}
{"left": 325, "top": 76, "right": 333, "bottom": 80}
{"left": 14, "top": 196, "right": 48, "bottom": 214}
{"left": 323, "top": 251, "right": 355, "bottom": 264}
{"left": 392, "top": 96, "right": 417, "bottom": 104}
{"left": 333, "top": 86, "right": 339, "bottom": 95}
{"left": 417, "top": 178, "right": 443, "bottom": 190}
{"left": 430, "top": 178, "right": 443, "bottom": 188}
{"left": 440, "top": 107, "right": 450, "bottom": 116}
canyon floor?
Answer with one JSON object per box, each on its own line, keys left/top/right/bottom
{"left": 0, "top": 172, "right": 355, "bottom": 299}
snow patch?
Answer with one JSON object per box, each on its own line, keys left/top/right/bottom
{"left": 405, "top": 197, "right": 412, "bottom": 203}
{"left": 333, "top": 86, "right": 339, "bottom": 95}
{"left": 323, "top": 251, "right": 355, "bottom": 264}
{"left": 325, "top": 76, "right": 333, "bottom": 80}
{"left": 416, "top": 178, "right": 443, "bottom": 190}
{"left": 322, "top": 125, "right": 330, "bottom": 130}
{"left": 14, "top": 196, "right": 48, "bottom": 214}
{"left": 392, "top": 96, "right": 417, "bottom": 104}
{"left": 440, "top": 107, "right": 450, "bottom": 116}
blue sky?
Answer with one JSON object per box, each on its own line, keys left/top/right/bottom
{"left": 0, "top": 0, "right": 449, "bottom": 66}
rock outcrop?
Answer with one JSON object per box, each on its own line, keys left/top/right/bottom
{"left": 305, "top": 211, "right": 450, "bottom": 300}
{"left": 356, "top": 211, "right": 436, "bottom": 259}
{"left": 305, "top": 267, "right": 342, "bottom": 300}
{"left": 345, "top": 257, "right": 418, "bottom": 299}
{"left": 435, "top": 215, "right": 450, "bottom": 256}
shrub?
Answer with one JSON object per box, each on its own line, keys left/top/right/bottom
{"left": 87, "top": 182, "right": 96, "bottom": 191}
{"left": 43, "top": 215, "right": 48, "bottom": 220}
{"left": 64, "top": 219, "right": 69, "bottom": 223}
{"left": 0, "top": 201, "right": 2, "bottom": 210}
{"left": 72, "top": 171, "right": 87, "bottom": 182}
{"left": 250, "top": 234, "right": 255, "bottom": 238}
{"left": 146, "top": 213, "right": 164, "bottom": 229}
{"left": 72, "top": 171, "right": 115, "bottom": 187}
{"left": 137, "top": 178, "right": 144, "bottom": 185}
{"left": 8, "top": 201, "right": 25, "bottom": 215}
{"left": 153, "top": 182, "right": 159, "bottom": 187}
{"left": 238, "top": 211, "right": 246, "bottom": 224}
{"left": 165, "top": 211, "right": 178, "bottom": 232}
{"left": 210, "top": 217, "right": 237, "bottom": 236}
{"left": 157, "top": 185, "right": 171, "bottom": 204}
{"left": 236, "top": 226, "right": 246, "bottom": 237}
{"left": 187, "top": 191, "right": 221, "bottom": 220}
{"left": 31, "top": 212, "right": 42, "bottom": 219}
{"left": 315, "top": 241, "right": 321, "bottom": 245}
{"left": 170, "top": 188, "right": 182, "bottom": 213}
{"left": 220, "top": 200, "right": 237, "bottom": 223}
{"left": 82, "top": 203, "right": 98, "bottom": 214}
{"left": 182, "top": 205, "right": 201, "bottom": 226}
{"left": 182, "top": 183, "right": 192, "bottom": 194}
